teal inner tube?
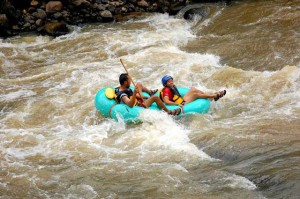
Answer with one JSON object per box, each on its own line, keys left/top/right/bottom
{"left": 95, "top": 86, "right": 211, "bottom": 123}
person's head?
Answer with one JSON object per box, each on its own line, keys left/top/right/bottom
{"left": 161, "top": 75, "right": 173, "bottom": 87}
{"left": 119, "top": 73, "right": 131, "bottom": 87}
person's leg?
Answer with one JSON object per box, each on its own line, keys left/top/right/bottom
{"left": 144, "top": 96, "right": 168, "bottom": 111}
{"left": 144, "top": 96, "right": 181, "bottom": 115}
{"left": 183, "top": 87, "right": 216, "bottom": 104}
{"left": 140, "top": 84, "right": 158, "bottom": 96}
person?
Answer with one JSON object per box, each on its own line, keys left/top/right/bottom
{"left": 115, "top": 73, "right": 182, "bottom": 115}
{"left": 160, "top": 75, "right": 226, "bottom": 106}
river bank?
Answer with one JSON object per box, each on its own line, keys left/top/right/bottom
{"left": 0, "top": 0, "right": 189, "bottom": 37}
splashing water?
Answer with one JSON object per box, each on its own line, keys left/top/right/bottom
{"left": 1, "top": 1, "right": 300, "bottom": 198}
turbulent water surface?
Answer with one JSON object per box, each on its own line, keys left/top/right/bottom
{"left": 1, "top": 0, "right": 300, "bottom": 198}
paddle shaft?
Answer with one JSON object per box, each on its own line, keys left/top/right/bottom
{"left": 119, "top": 59, "right": 148, "bottom": 108}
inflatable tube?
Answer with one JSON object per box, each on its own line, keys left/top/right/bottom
{"left": 94, "top": 86, "right": 210, "bottom": 123}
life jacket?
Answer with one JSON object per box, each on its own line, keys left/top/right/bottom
{"left": 160, "top": 85, "right": 185, "bottom": 105}
{"left": 115, "top": 87, "right": 138, "bottom": 106}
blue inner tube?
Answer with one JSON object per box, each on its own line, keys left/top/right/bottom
{"left": 95, "top": 86, "right": 210, "bottom": 123}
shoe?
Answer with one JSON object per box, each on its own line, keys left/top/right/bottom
{"left": 214, "top": 90, "right": 226, "bottom": 101}
{"left": 149, "top": 89, "right": 158, "bottom": 96}
{"left": 169, "top": 107, "right": 182, "bottom": 116}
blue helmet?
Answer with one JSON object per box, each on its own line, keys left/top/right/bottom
{"left": 162, "top": 75, "right": 173, "bottom": 86}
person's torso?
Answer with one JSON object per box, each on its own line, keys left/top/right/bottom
{"left": 162, "top": 86, "right": 184, "bottom": 104}
{"left": 115, "top": 87, "right": 133, "bottom": 104}
{"left": 162, "top": 87, "right": 174, "bottom": 100}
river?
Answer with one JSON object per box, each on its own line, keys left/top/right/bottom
{"left": 0, "top": 0, "right": 299, "bottom": 198}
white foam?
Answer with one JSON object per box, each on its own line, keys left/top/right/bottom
{"left": 66, "top": 184, "right": 98, "bottom": 199}
{"left": 113, "top": 109, "right": 214, "bottom": 162}
{"left": 0, "top": 58, "right": 21, "bottom": 76}
{"left": 0, "top": 90, "right": 36, "bottom": 102}
{"left": 223, "top": 175, "right": 257, "bottom": 190}
{"left": 3, "top": 134, "right": 47, "bottom": 160}
{"left": 77, "top": 121, "right": 126, "bottom": 148}
{"left": 102, "top": 14, "right": 196, "bottom": 58}
{"left": 53, "top": 25, "right": 82, "bottom": 41}
{"left": 0, "top": 182, "right": 8, "bottom": 187}
{"left": 0, "top": 35, "right": 51, "bottom": 48}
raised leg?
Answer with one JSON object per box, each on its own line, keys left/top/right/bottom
{"left": 140, "top": 84, "right": 157, "bottom": 96}
{"left": 144, "top": 96, "right": 169, "bottom": 112}
{"left": 183, "top": 87, "right": 217, "bottom": 104}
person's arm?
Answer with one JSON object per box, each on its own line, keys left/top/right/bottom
{"left": 122, "top": 83, "right": 143, "bottom": 107}
{"left": 163, "top": 96, "right": 178, "bottom": 105}
{"left": 121, "top": 89, "right": 137, "bottom": 107}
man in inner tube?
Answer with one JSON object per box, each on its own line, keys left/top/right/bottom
{"left": 115, "top": 73, "right": 182, "bottom": 116}
{"left": 160, "top": 75, "right": 226, "bottom": 106}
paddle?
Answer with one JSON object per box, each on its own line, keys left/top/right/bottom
{"left": 119, "top": 59, "right": 148, "bottom": 109}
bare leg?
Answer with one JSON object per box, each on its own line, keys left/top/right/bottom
{"left": 183, "top": 87, "right": 217, "bottom": 104}
{"left": 140, "top": 84, "right": 157, "bottom": 96}
{"left": 134, "top": 84, "right": 147, "bottom": 99}
{"left": 144, "top": 96, "right": 169, "bottom": 112}
{"left": 144, "top": 96, "right": 182, "bottom": 115}
{"left": 141, "top": 84, "right": 151, "bottom": 94}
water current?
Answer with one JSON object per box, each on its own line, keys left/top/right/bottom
{"left": 0, "top": 0, "right": 299, "bottom": 198}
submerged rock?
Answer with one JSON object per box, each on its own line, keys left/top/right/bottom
{"left": 183, "top": 7, "right": 209, "bottom": 20}
{"left": 44, "top": 22, "right": 69, "bottom": 36}
{"left": 115, "top": 12, "right": 148, "bottom": 22}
